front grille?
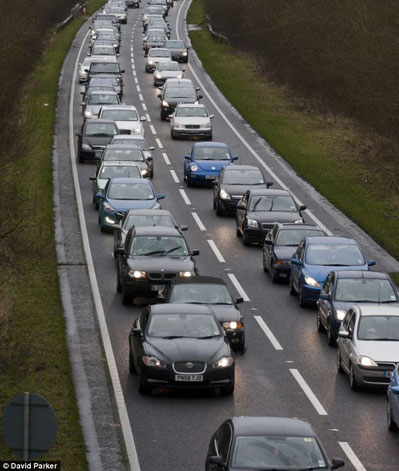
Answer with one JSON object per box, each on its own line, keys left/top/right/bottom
{"left": 262, "top": 223, "right": 275, "bottom": 231}
{"left": 92, "top": 145, "right": 105, "bottom": 151}
{"left": 119, "top": 129, "right": 131, "bottom": 135}
{"left": 376, "top": 362, "right": 397, "bottom": 372}
{"left": 185, "top": 125, "right": 200, "bottom": 129}
{"left": 148, "top": 272, "right": 177, "bottom": 281}
{"left": 173, "top": 361, "right": 206, "bottom": 374}
{"left": 364, "top": 376, "right": 390, "bottom": 383}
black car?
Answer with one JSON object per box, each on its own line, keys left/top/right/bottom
{"left": 116, "top": 226, "right": 199, "bottom": 304}
{"left": 205, "top": 417, "right": 345, "bottom": 470}
{"left": 100, "top": 144, "right": 154, "bottom": 178}
{"left": 88, "top": 61, "right": 125, "bottom": 83}
{"left": 213, "top": 165, "right": 269, "bottom": 216}
{"left": 85, "top": 75, "right": 123, "bottom": 99}
{"left": 317, "top": 270, "right": 399, "bottom": 345}
{"left": 163, "top": 39, "right": 188, "bottom": 62}
{"left": 263, "top": 223, "right": 327, "bottom": 282}
{"left": 76, "top": 119, "right": 118, "bottom": 163}
{"left": 236, "top": 189, "right": 307, "bottom": 245}
{"left": 158, "top": 78, "right": 201, "bottom": 120}
{"left": 158, "top": 277, "right": 245, "bottom": 351}
{"left": 128, "top": 304, "right": 235, "bottom": 395}
{"left": 113, "top": 209, "right": 187, "bottom": 257}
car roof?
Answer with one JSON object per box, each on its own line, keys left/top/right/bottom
{"left": 112, "top": 135, "right": 146, "bottom": 141}
{"left": 276, "top": 223, "right": 321, "bottom": 230}
{"left": 164, "top": 78, "right": 193, "bottom": 86}
{"left": 109, "top": 177, "right": 149, "bottom": 184}
{"left": 305, "top": 236, "right": 358, "bottom": 245}
{"left": 88, "top": 89, "right": 119, "bottom": 95}
{"left": 148, "top": 48, "right": 170, "bottom": 53}
{"left": 249, "top": 189, "right": 289, "bottom": 196}
{"left": 193, "top": 142, "right": 228, "bottom": 149}
{"left": 169, "top": 276, "right": 226, "bottom": 286}
{"left": 355, "top": 304, "right": 399, "bottom": 317}
{"left": 149, "top": 303, "right": 213, "bottom": 315}
{"left": 105, "top": 144, "right": 143, "bottom": 151}
{"left": 334, "top": 270, "right": 389, "bottom": 280}
{"left": 133, "top": 226, "right": 181, "bottom": 236}
{"left": 100, "top": 105, "right": 138, "bottom": 111}
{"left": 224, "top": 165, "right": 260, "bottom": 172}
{"left": 84, "top": 118, "right": 116, "bottom": 126}
{"left": 125, "top": 209, "right": 172, "bottom": 217}
{"left": 101, "top": 161, "right": 139, "bottom": 166}
{"left": 229, "top": 417, "right": 315, "bottom": 437}
{"left": 176, "top": 103, "right": 206, "bottom": 108}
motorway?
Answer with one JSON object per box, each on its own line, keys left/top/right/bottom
{"left": 69, "top": 1, "right": 399, "bottom": 469}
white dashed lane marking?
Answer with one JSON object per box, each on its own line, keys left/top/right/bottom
{"left": 289, "top": 369, "right": 328, "bottom": 416}
{"left": 191, "top": 212, "right": 206, "bottom": 231}
{"left": 207, "top": 240, "right": 226, "bottom": 263}
{"left": 227, "top": 274, "right": 250, "bottom": 301}
{"left": 254, "top": 316, "right": 283, "bottom": 351}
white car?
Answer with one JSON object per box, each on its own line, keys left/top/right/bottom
{"left": 170, "top": 104, "right": 214, "bottom": 139}
{"left": 153, "top": 61, "right": 184, "bottom": 86}
{"left": 145, "top": 48, "right": 172, "bottom": 73}
{"left": 79, "top": 56, "right": 117, "bottom": 83}
{"left": 99, "top": 105, "right": 146, "bottom": 135}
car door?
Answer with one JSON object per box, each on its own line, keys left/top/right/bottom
{"left": 236, "top": 191, "right": 249, "bottom": 232}
{"left": 340, "top": 310, "right": 355, "bottom": 372}
{"left": 213, "top": 169, "right": 223, "bottom": 202}
{"left": 319, "top": 274, "right": 332, "bottom": 328}
{"left": 133, "top": 308, "right": 150, "bottom": 370}
{"left": 216, "top": 422, "right": 232, "bottom": 469}
{"left": 291, "top": 240, "right": 305, "bottom": 291}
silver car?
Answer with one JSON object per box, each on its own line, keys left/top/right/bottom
{"left": 337, "top": 304, "right": 399, "bottom": 390}
{"left": 98, "top": 105, "right": 146, "bottom": 135}
{"left": 82, "top": 90, "right": 120, "bottom": 120}
{"left": 110, "top": 135, "right": 155, "bottom": 161}
{"left": 153, "top": 61, "right": 183, "bottom": 86}
{"left": 79, "top": 56, "right": 116, "bottom": 83}
{"left": 170, "top": 104, "right": 214, "bottom": 139}
{"left": 145, "top": 48, "right": 171, "bottom": 73}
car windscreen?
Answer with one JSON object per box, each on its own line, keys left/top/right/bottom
{"left": 99, "top": 165, "right": 140, "bottom": 179}
{"left": 149, "top": 50, "right": 170, "bottom": 57}
{"left": 96, "top": 15, "right": 116, "bottom": 21}
{"left": 165, "top": 41, "right": 185, "bottom": 49}
{"left": 108, "top": 182, "right": 154, "bottom": 200}
{"left": 335, "top": 278, "right": 398, "bottom": 303}
{"left": 357, "top": 315, "right": 399, "bottom": 341}
{"left": 89, "top": 78, "right": 118, "bottom": 87}
{"left": 103, "top": 148, "right": 144, "bottom": 161}
{"left": 275, "top": 229, "right": 325, "bottom": 246}
{"left": 92, "top": 46, "right": 115, "bottom": 55}
{"left": 130, "top": 235, "right": 189, "bottom": 256}
{"left": 148, "top": 36, "right": 165, "bottom": 42}
{"left": 101, "top": 109, "right": 138, "bottom": 121}
{"left": 112, "top": 139, "right": 147, "bottom": 150}
{"left": 96, "top": 34, "right": 117, "bottom": 41}
{"left": 175, "top": 107, "right": 208, "bottom": 118}
{"left": 90, "top": 63, "right": 120, "bottom": 73}
{"left": 86, "top": 86, "right": 115, "bottom": 95}
{"left": 124, "top": 214, "right": 174, "bottom": 230}
{"left": 88, "top": 93, "right": 119, "bottom": 104}
{"left": 249, "top": 195, "right": 296, "bottom": 211}
{"left": 193, "top": 146, "right": 231, "bottom": 160}
{"left": 169, "top": 283, "right": 233, "bottom": 305}
{"left": 231, "top": 435, "right": 326, "bottom": 470}
{"left": 147, "top": 313, "right": 220, "bottom": 339}
{"left": 223, "top": 169, "right": 264, "bottom": 185}
{"left": 164, "top": 87, "right": 196, "bottom": 99}
{"left": 157, "top": 62, "right": 180, "bottom": 71}
{"left": 305, "top": 244, "right": 365, "bottom": 266}
{"left": 85, "top": 123, "right": 117, "bottom": 136}
{"left": 82, "top": 58, "right": 93, "bottom": 67}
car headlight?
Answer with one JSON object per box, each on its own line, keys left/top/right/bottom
{"left": 82, "top": 143, "right": 92, "bottom": 151}
{"left": 103, "top": 203, "right": 115, "bottom": 213}
{"left": 162, "top": 100, "right": 169, "bottom": 107}
{"left": 223, "top": 321, "right": 243, "bottom": 330}
{"left": 212, "top": 356, "right": 234, "bottom": 369}
{"left": 194, "top": 100, "right": 199, "bottom": 105}
{"left": 304, "top": 275, "right": 320, "bottom": 288}
{"left": 220, "top": 189, "right": 230, "bottom": 200}
{"left": 174, "top": 122, "right": 184, "bottom": 129}
{"left": 133, "top": 127, "right": 142, "bottom": 133}
{"left": 128, "top": 270, "right": 147, "bottom": 279}
{"left": 142, "top": 355, "right": 167, "bottom": 368}
{"left": 140, "top": 169, "right": 149, "bottom": 176}
{"left": 182, "top": 51, "right": 188, "bottom": 56}
{"left": 358, "top": 356, "right": 378, "bottom": 368}
{"left": 114, "top": 43, "right": 118, "bottom": 49}
{"left": 274, "top": 259, "right": 289, "bottom": 267}
{"left": 155, "top": 73, "right": 162, "bottom": 79}
{"left": 84, "top": 110, "right": 94, "bottom": 118}
{"left": 200, "top": 123, "right": 211, "bottom": 129}
{"left": 190, "top": 164, "right": 198, "bottom": 172}
{"left": 179, "top": 271, "right": 194, "bottom": 277}
{"left": 247, "top": 218, "right": 258, "bottom": 228}
{"left": 336, "top": 309, "right": 346, "bottom": 321}
{"left": 148, "top": 60, "right": 154, "bottom": 65}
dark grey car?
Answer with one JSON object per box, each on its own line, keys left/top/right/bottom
{"left": 76, "top": 119, "right": 118, "bottom": 163}
{"left": 163, "top": 39, "right": 188, "bottom": 62}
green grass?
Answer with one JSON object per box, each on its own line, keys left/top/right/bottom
{"left": 390, "top": 273, "right": 399, "bottom": 287}
{"left": 186, "top": 0, "right": 205, "bottom": 24}
{"left": 0, "top": 1, "right": 104, "bottom": 467}
{"left": 189, "top": 23, "right": 399, "bottom": 261}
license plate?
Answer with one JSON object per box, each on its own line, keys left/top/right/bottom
{"left": 205, "top": 175, "right": 215, "bottom": 180}
{"left": 385, "top": 371, "right": 393, "bottom": 378}
{"left": 175, "top": 374, "right": 203, "bottom": 382}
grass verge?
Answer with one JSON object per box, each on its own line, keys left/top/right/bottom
{"left": 186, "top": 0, "right": 204, "bottom": 24}
{"left": 0, "top": 1, "right": 104, "bottom": 466}
{"left": 188, "top": 0, "right": 399, "bottom": 261}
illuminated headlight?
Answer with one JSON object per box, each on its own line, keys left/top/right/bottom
{"left": 142, "top": 355, "right": 166, "bottom": 368}
{"left": 84, "top": 110, "right": 94, "bottom": 118}
{"left": 194, "top": 100, "right": 199, "bottom": 105}
{"left": 304, "top": 275, "right": 320, "bottom": 288}
{"left": 182, "top": 51, "right": 188, "bottom": 56}
{"left": 82, "top": 143, "right": 92, "bottom": 151}
{"left": 212, "top": 356, "right": 234, "bottom": 369}
{"left": 140, "top": 169, "right": 149, "bottom": 176}
{"left": 220, "top": 189, "right": 230, "bottom": 200}
{"left": 336, "top": 309, "right": 346, "bottom": 321}
{"left": 162, "top": 100, "right": 169, "bottom": 107}
{"left": 247, "top": 218, "right": 258, "bottom": 228}
{"left": 148, "top": 60, "right": 154, "bottom": 65}
{"left": 200, "top": 123, "right": 211, "bottom": 129}
{"left": 105, "top": 216, "right": 116, "bottom": 224}
{"left": 223, "top": 321, "right": 243, "bottom": 330}
{"left": 155, "top": 73, "right": 162, "bottom": 79}
{"left": 179, "top": 271, "right": 194, "bottom": 277}
{"left": 177, "top": 74, "right": 183, "bottom": 79}
{"left": 128, "top": 270, "right": 147, "bottom": 279}
{"left": 294, "top": 219, "right": 303, "bottom": 223}
{"left": 174, "top": 122, "right": 184, "bottom": 129}
{"left": 358, "top": 356, "right": 378, "bottom": 368}
{"left": 103, "top": 203, "right": 115, "bottom": 213}
{"left": 114, "top": 43, "right": 118, "bottom": 48}
{"left": 190, "top": 164, "right": 198, "bottom": 172}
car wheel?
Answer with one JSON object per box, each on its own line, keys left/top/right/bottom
{"left": 327, "top": 321, "right": 336, "bottom": 346}
{"left": 221, "top": 380, "right": 235, "bottom": 396}
{"left": 100, "top": 224, "right": 107, "bottom": 233}
{"left": 242, "top": 233, "right": 249, "bottom": 246}
{"left": 336, "top": 349, "right": 344, "bottom": 374}
{"left": 270, "top": 263, "right": 279, "bottom": 283}
{"left": 387, "top": 400, "right": 399, "bottom": 431}
{"left": 116, "top": 274, "right": 122, "bottom": 293}
{"left": 129, "top": 349, "right": 137, "bottom": 374}
{"left": 78, "top": 151, "right": 84, "bottom": 163}
{"left": 235, "top": 225, "right": 241, "bottom": 237}
{"left": 316, "top": 310, "right": 324, "bottom": 332}
{"left": 160, "top": 110, "right": 167, "bottom": 120}
{"left": 216, "top": 202, "right": 223, "bottom": 217}
{"left": 349, "top": 363, "right": 358, "bottom": 391}
{"left": 263, "top": 253, "right": 269, "bottom": 273}
{"left": 186, "top": 178, "right": 192, "bottom": 187}
{"left": 237, "top": 334, "right": 245, "bottom": 353}
{"left": 289, "top": 276, "right": 296, "bottom": 296}
{"left": 122, "top": 284, "right": 131, "bottom": 305}
{"left": 171, "top": 130, "right": 176, "bottom": 139}
{"left": 138, "top": 376, "right": 152, "bottom": 395}
{"left": 213, "top": 198, "right": 216, "bottom": 210}
{"left": 298, "top": 284, "right": 306, "bottom": 307}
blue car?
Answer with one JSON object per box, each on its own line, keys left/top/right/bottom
{"left": 183, "top": 142, "right": 237, "bottom": 187}
{"left": 289, "top": 236, "right": 375, "bottom": 307}
{"left": 387, "top": 364, "right": 399, "bottom": 431}
{"left": 97, "top": 177, "right": 165, "bottom": 231}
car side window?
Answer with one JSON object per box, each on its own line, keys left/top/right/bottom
{"left": 216, "top": 423, "right": 232, "bottom": 462}
{"left": 342, "top": 309, "right": 352, "bottom": 330}
{"left": 348, "top": 312, "right": 356, "bottom": 335}
{"left": 139, "top": 309, "right": 150, "bottom": 331}
{"left": 329, "top": 273, "right": 335, "bottom": 296}
{"left": 323, "top": 276, "right": 330, "bottom": 294}
{"left": 296, "top": 241, "right": 305, "bottom": 261}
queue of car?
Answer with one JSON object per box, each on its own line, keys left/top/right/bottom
{"left": 73, "top": 2, "right": 399, "bottom": 468}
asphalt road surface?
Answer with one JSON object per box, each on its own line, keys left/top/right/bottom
{"left": 69, "top": 1, "right": 399, "bottom": 469}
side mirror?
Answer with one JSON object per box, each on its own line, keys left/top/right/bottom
{"left": 184, "top": 154, "right": 191, "bottom": 160}
{"left": 368, "top": 259, "right": 376, "bottom": 266}
{"left": 209, "top": 114, "right": 215, "bottom": 119}
{"left": 195, "top": 87, "right": 200, "bottom": 91}
{"left": 266, "top": 181, "right": 274, "bottom": 188}
{"left": 197, "top": 94, "right": 203, "bottom": 100}
{"left": 121, "top": 69, "right": 125, "bottom": 73}
{"left": 149, "top": 146, "right": 155, "bottom": 151}
{"left": 209, "top": 456, "right": 224, "bottom": 467}
{"left": 338, "top": 330, "right": 351, "bottom": 339}
{"left": 231, "top": 156, "right": 238, "bottom": 161}
{"left": 319, "top": 292, "right": 330, "bottom": 301}
{"left": 131, "top": 327, "right": 143, "bottom": 338}
{"left": 157, "top": 194, "right": 165, "bottom": 200}
{"left": 235, "top": 297, "right": 244, "bottom": 304}
{"left": 264, "top": 239, "right": 273, "bottom": 246}
{"left": 146, "top": 156, "right": 153, "bottom": 161}
{"left": 140, "top": 116, "right": 147, "bottom": 121}
{"left": 157, "top": 93, "right": 162, "bottom": 98}
{"left": 331, "top": 458, "right": 345, "bottom": 470}
{"left": 191, "top": 249, "right": 199, "bottom": 256}
{"left": 179, "top": 225, "right": 188, "bottom": 231}
{"left": 391, "top": 386, "right": 399, "bottom": 395}
{"left": 89, "top": 176, "right": 96, "bottom": 181}
{"left": 236, "top": 203, "right": 245, "bottom": 210}
{"left": 298, "top": 204, "right": 307, "bottom": 211}
{"left": 291, "top": 258, "right": 302, "bottom": 265}
{"left": 96, "top": 192, "right": 105, "bottom": 199}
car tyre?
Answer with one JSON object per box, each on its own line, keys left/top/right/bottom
{"left": 129, "top": 349, "right": 137, "bottom": 374}
{"left": 139, "top": 376, "right": 152, "bottom": 395}
{"left": 316, "top": 310, "right": 324, "bottom": 332}
{"left": 349, "top": 363, "right": 359, "bottom": 391}
{"left": 221, "top": 380, "right": 234, "bottom": 396}
{"left": 298, "top": 284, "right": 306, "bottom": 307}
{"left": 263, "top": 253, "right": 268, "bottom": 273}
{"left": 78, "top": 151, "right": 84, "bottom": 163}
{"left": 236, "top": 225, "right": 241, "bottom": 237}
{"left": 336, "top": 349, "right": 344, "bottom": 374}
{"left": 171, "top": 130, "right": 176, "bottom": 139}
{"left": 327, "top": 321, "right": 336, "bottom": 346}
{"left": 116, "top": 274, "right": 122, "bottom": 293}
{"left": 213, "top": 198, "right": 216, "bottom": 210}
{"left": 122, "top": 284, "right": 132, "bottom": 305}
{"left": 160, "top": 110, "right": 168, "bottom": 120}
{"left": 289, "top": 276, "right": 296, "bottom": 296}
{"left": 387, "top": 400, "right": 399, "bottom": 431}
{"left": 216, "top": 202, "right": 223, "bottom": 217}
{"left": 270, "top": 263, "right": 279, "bottom": 283}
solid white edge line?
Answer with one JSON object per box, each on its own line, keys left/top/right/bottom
{"left": 227, "top": 273, "right": 250, "bottom": 301}
{"left": 338, "top": 442, "right": 367, "bottom": 471}
{"left": 254, "top": 316, "right": 283, "bottom": 351}
{"left": 176, "top": 0, "right": 332, "bottom": 236}
{"left": 162, "top": 152, "right": 171, "bottom": 165}
{"left": 149, "top": 124, "right": 157, "bottom": 135}
{"left": 207, "top": 240, "right": 225, "bottom": 263}
{"left": 289, "top": 369, "right": 328, "bottom": 416}
{"left": 179, "top": 188, "right": 191, "bottom": 205}
{"left": 170, "top": 169, "right": 180, "bottom": 183}
{"left": 191, "top": 212, "right": 206, "bottom": 231}
{"left": 155, "top": 137, "right": 163, "bottom": 149}
{"left": 70, "top": 28, "right": 140, "bottom": 471}
{"left": 142, "top": 103, "right": 147, "bottom": 111}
